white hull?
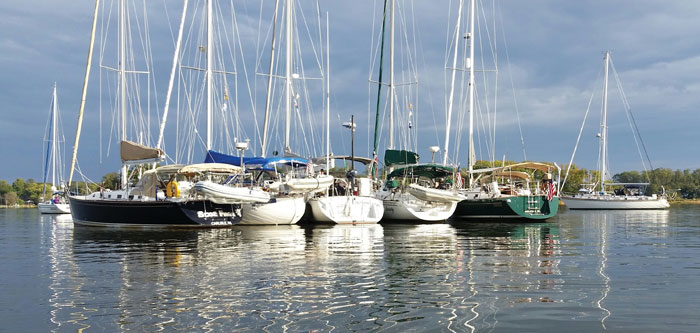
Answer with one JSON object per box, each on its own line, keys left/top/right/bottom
{"left": 194, "top": 181, "right": 270, "bottom": 204}
{"left": 382, "top": 193, "right": 457, "bottom": 222}
{"left": 240, "top": 196, "right": 306, "bottom": 225}
{"left": 563, "top": 195, "right": 670, "bottom": 210}
{"left": 309, "top": 196, "right": 384, "bottom": 224}
{"left": 38, "top": 202, "right": 71, "bottom": 214}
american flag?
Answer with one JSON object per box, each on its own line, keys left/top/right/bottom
{"left": 456, "top": 167, "right": 463, "bottom": 189}
{"left": 547, "top": 182, "right": 555, "bottom": 201}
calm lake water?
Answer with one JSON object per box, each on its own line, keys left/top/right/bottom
{"left": 1, "top": 206, "right": 699, "bottom": 332}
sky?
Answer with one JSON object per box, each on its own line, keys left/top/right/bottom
{"left": 1, "top": 0, "right": 699, "bottom": 184}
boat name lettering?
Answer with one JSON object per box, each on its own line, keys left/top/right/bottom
{"left": 197, "top": 211, "right": 234, "bottom": 218}
{"left": 210, "top": 221, "right": 232, "bottom": 226}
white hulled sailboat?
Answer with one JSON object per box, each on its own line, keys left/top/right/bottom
{"left": 38, "top": 83, "right": 70, "bottom": 214}
{"left": 562, "top": 51, "right": 669, "bottom": 210}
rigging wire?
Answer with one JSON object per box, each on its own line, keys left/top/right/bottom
{"left": 610, "top": 59, "right": 655, "bottom": 182}
{"left": 561, "top": 65, "right": 603, "bottom": 189}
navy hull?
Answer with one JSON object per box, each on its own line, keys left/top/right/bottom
{"left": 68, "top": 196, "right": 242, "bottom": 228}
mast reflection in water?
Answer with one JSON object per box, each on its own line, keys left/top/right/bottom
{"left": 2, "top": 207, "right": 698, "bottom": 331}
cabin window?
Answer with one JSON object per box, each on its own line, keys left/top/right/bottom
{"left": 117, "top": 195, "right": 122, "bottom": 199}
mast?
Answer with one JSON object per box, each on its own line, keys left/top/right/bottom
{"left": 371, "top": 0, "right": 389, "bottom": 179}
{"left": 157, "top": 0, "right": 189, "bottom": 151}
{"left": 119, "top": 0, "right": 128, "bottom": 189}
{"left": 261, "top": 0, "right": 280, "bottom": 157}
{"left": 68, "top": 0, "right": 100, "bottom": 188}
{"left": 600, "top": 50, "right": 610, "bottom": 193}
{"left": 206, "top": 0, "right": 213, "bottom": 151}
{"left": 284, "top": 0, "right": 293, "bottom": 153}
{"left": 388, "top": 0, "right": 395, "bottom": 149}
{"left": 467, "top": 0, "right": 476, "bottom": 186}
{"left": 325, "top": 11, "right": 330, "bottom": 171}
{"left": 351, "top": 115, "right": 355, "bottom": 171}
{"left": 442, "top": 0, "right": 464, "bottom": 165}
{"left": 51, "top": 82, "right": 58, "bottom": 188}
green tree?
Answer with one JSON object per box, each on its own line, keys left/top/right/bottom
{"left": 24, "top": 182, "right": 45, "bottom": 203}
{"left": 101, "top": 172, "right": 120, "bottom": 190}
{"left": 0, "top": 180, "right": 12, "bottom": 195}
{"left": 3, "top": 192, "right": 19, "bottom": 206}
{"left": 69, "top": 181, "right": 100, "bottom": 195}
{"left": 12, "top": 178, "right": 27, "bottom": 198}
{"left": 613, "top": 170, "right": 644, "bottom": 183}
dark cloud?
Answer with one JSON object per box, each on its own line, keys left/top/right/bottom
{"left": 1, "top": 0, "right": 698, "bottom": 182}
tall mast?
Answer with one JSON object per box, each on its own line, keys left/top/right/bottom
{"left": 157, "top": 0, "right": 189, "bottom": 151}
{"left": 388, "top": 0, "right": 395, "bottom": 149}
{"left": 371, "top": 0, "right": 389, "bottom": 179}
{"left": 442, "top": 0, "right": 464, "bottom": 165}
{"left": 467, "top": 0, "right": 476, "bottom": 186}
{"left": 261, "top": 0, "right": 280, "bottom": 157}
{"left": 119, "top": 0, "right": 128, "bottom": 189}
{"left": 600, "top": 50, "right": 610, "bottom": 193}
{"left": 68, "top": 0, "right": 100, "bottom": 188}
{"left": 51, "top": 82, "right": 58, "bottom": 188}
{"left": 325, "top": 12, "right": 330, "bottom": 171}
{"left": 284, "top": 0, "right": 293, "bottom": 153}
{"left": 206, "top": 0, "right": 213, "bottom": 151}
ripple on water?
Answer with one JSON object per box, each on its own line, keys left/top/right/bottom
{"left": 2, "top": 208, "right": 700, "bottom": 331}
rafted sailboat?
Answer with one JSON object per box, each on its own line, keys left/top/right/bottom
{"left": 205, "top": 150, "right": 331, "bottom": 225}
{"left": 379, "top": 162, "right": 463, "bottom": 222}
{"left": 455, "top": 162, "right": 560, "bottom": 220}
{"left": 69, "top": 150, "right": 244, "bottom": 227}
{"left": 308, "top": 155, "right": 384, "bottom": 224}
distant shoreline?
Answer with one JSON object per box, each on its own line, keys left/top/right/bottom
{"left": 670, "top": 199, "right": 700, "bottom": 205}
{"left": 0, "top": 205, "right": 36, "bottom": 209}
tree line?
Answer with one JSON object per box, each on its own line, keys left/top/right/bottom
{"left": 560, "top": 165, "right": 700, "bottom": 199}
{"left": 0, "top": 172, "right": 120, "bottom": 206}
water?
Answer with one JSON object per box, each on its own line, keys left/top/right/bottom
{"left": 1, "top": 207, "right": 699, "bottom": 332}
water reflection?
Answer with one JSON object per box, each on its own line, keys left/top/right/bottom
{"left": 597, "top": 214, "right": 611, "bottom": 329}
{"left": 37, "top": 207, "right": 698, "bottom": 331}
{"left": 45, "top": 219, "right": 568, "bottom": 331}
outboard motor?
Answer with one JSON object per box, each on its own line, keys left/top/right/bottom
{"left": 346, "top": 169, "right": 359, "bottom": 195}
{"left": 346, "top": 169, "right": 359, "bottom": 183}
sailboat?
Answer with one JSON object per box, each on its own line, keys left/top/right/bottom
{"left": 309, "top": 112, "right": 385, "bottom": 224}
{"left": 561, "top": 51, "right": 669, "bottom": 210}
{"left": 202, "top": 0, "right": 333, "bottom": 225}
{"left": 371, "top": 0, "right": 463, "bottom": 222}
{"left": 38, "top": 83, "right": 70, "bottom": 214}
{"left": 67, "top": 0, "right": 243, "bottom": 227}
{"left": 444, "top": 0, "right": 559, "bottom": 220}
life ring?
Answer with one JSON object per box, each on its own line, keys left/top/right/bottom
{"left": 166, "top": 181, "right": 180, "bottom": 198}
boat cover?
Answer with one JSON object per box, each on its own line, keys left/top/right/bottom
{"left": 312, "top": 154, "right": 374, "bottom": 165}
{"left": 204, "top": 150, "right": 308, "bottom": 171}
{"left": 384, "top": 149, "right": 419, "bottom": 166}
{"left": 387, "top": 164, "right": 456, "bottom": 179}
{"left": 120, "top": 140, "right": 164, "bottom": 162}
{"left": 180, "top": 163, "right": 242, "bottom": 174}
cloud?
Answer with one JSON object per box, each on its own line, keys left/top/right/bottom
{"left": 1, "top": 0, "right": 699, "bottom": 182}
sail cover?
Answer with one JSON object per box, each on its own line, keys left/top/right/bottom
{"left": 120, "top": 140, "right": 164, "bottom": 162}
{"left": 385, "top": 149, "right": 419, "bottom": 166}
{"left": 204, "top": 150, "right": 308, "bottom": 171}
{"left": 387, "top": 164, "right": 455, "bottom": 179}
